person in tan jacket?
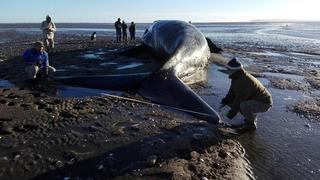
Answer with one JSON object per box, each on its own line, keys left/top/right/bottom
{"left": 220, "top": 58, "right": 273, "bottom": 130}
{"left": 41, "top": 15, "right": 56, "bottom": 53}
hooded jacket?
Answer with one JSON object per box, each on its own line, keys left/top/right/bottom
{"left": 222, "top": 69, "right": 273, "bottom": 119}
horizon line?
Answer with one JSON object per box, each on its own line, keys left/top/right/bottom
{"left": 1, "top": 20, "right": 320, "bottom": 24}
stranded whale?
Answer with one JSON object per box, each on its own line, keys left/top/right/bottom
{"left": 56, "top": 20, "right": 222, "bottom": 123}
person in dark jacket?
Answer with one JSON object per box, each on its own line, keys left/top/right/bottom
{"left": 114, "top": 18, "right": 122, "bottom": 42}
{"left": 129, "top": 21, "right": 136, "bottom": 42}
{"left": 220, "top": 58, "right": 273, "bottom": 130}
{"left": 22, "top": 41, "right": 56, "bottom": 81}
{"left": 91, "top": 32, "right": 96, "bottom": 41}
{"left": 122, "top": 20, "right": 128, "bottom": 42}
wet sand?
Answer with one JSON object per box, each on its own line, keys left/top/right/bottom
{"left": 0, "top": 35, "right": 250, "bottom": 180}
{"left": 0, "top": 32, "right": 320, "bottom": 179}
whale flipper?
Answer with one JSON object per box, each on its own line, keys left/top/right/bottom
{"left": 138, "top": 72, "right": 220, "bottom": 123}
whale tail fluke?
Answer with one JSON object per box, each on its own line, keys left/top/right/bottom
{"left": 138, "top": 71, "right": 221, "bottom": 123}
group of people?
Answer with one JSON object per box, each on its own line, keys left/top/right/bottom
{"left": 21, "top": 16, "right": 139, "bottom": 84}
{"left": 114, "top": 18, "right": 136, "bottom": 43}
{"left": 21, "top": 16, "right": 272, "bottom": 132}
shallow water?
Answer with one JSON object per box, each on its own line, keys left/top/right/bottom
{"left": 262, "top": 72, "right": 305, "bottom": 81}
{"left": 0, "top": 80, "right": 14, "bottom": 88}
{"left": 2, "top": 22, "right": 320, "bottom": 53}
{"left": 203, "top": 65, "right": 320, "bottom": 179}
{"left": 79, "top": 53, "right": 104, "bottom": 60}
{"left": 249, "top": 51, "right": 284, "bottom": 57}
{"left": 56, "top": 86, "right": 123, "bottom": 98}
{"left": 117, "top": 62, "right": 144, "bottom": 70}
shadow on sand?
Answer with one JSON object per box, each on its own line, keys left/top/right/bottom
{"left": 32, "top": 122, "right": 243, "bottom": 179}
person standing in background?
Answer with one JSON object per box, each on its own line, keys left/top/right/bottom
{"left": 129, "top": 21, "right": 136, "bottom": 42}
{"left": 122, "top": 20, "right": 128, "bottom": 43}
{"left": 91, "top": 32, "right": 97, "bottom": 41}
{"left": 114, "top": 18, "right": 122, "bottom": 42}
{"left": 41, "top": 15, "right": 56, "bottom": 53}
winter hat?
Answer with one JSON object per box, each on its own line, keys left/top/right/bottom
{"left": 34, "top": 41, "right": 44, "bottom": 47}
{"left": 226, "top": 57, "right": 243, "bottom": 70}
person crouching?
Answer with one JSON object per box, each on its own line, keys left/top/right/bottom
{"left": 220, "top": 57, "right": 273, "bottom": 131}
{"left": 22, "top": 41, "right": 56, "bottom": 82}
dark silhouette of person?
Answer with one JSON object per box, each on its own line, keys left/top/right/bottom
{"left": 144, "top": 29, "right": 149, "bottom": 35}
{"left": 91, "top": 32, "right": 96, "bottom": 41}
{"left": 122, "top": 20, "right": 128, "bottom": 42}
{"left": 129, "top": 21, "right": 136, "bottom": 42}
{"left": 114, "top": 18, "right": 122, "bottom": 42}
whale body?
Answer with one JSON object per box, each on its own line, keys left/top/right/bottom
{"left": 142, "top": 20, "right": 211, "bottom": 84}
{"left": 56, "top": 20, "right": 221, "bottom": 123}
{"left": 137, "top": 20, "right": 221, "bottom": 122}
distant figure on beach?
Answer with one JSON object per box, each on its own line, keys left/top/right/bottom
{"left": 22, "top": 41, "right": 56, "bottom": 82}
{"left": 122, "top": 20, "right": 128, "bottom": 42}
{"left": 144, "top": 29, "right": 149, "bottom": 35}
{"left": 220, "top": 58, "right": 272, "bottom": 131}
{"left": 41, "top": 15, "right": 56, "bottom": 53}
{"left": 129, "top": 21, "right": 136, "bottom": 42}
{"left": 91, "top": 32, "right": 97, "bottom": 41}
{"left": 114, "top": 18, "right": 122, "bottom": 42}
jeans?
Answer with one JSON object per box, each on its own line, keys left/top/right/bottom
{"left": 240, "top": 100, "right": 272, "bottom": 125}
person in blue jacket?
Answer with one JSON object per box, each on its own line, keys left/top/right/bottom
{"left": 22, "top": 41, "right": 56, "bottom": 81}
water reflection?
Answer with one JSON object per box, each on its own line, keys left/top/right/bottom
{"left": 0, "top": 80, "right": 14, "bottom": 88}
{"left": 203, "top": 64, "right": 320, "bottom": 179}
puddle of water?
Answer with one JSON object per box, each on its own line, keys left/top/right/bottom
{"left": 258, "top": 78, "right": 270, "bottom": 86}
{"left": 289, "top": 52, "right": 319, "bottom": 58}
{"left": 117, "top": 62, "right": 144, "bottom": 70}
{"left": 56, "top": 72, "right": 152, "bottom": 79}
{"left": 304, "top": 61, "right": 320, "bottom": 67}
{"left": 95, "top": 52, "right": 107, "bottom": 55}
{"left": 56, "top": 69, "right": 68, "bottom": 72}
{"left": 79, "top": 53, "right": 104, "bottom": 60}
{"left": 262, "top": 72, "right": 305, "bottom": 81}
{"left": 56, "top": 86, "right": 123, "bottom": 99}
{"left": 67, "top": 65, "right": 81, "bottom": 69}
{"left": 203, "top": 65, "right": 320, "bottom": 179}
{"left": 249, "top": 51, "right": 285, "bottom": 57}
{"left": 0, "top": 80, "right": 14, "bottom": 88}
{"left": 100, "top": 62, "right": 117, "bottom": 66}
{"left": 107, "top": 49, "right": 119, "bottom": 52}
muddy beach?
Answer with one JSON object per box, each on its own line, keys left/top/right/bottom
{"left": 0, "top": 29, "right": 320, "bottom": 180}
{"left": 0, "top": 35, "right": 251, "bottom": 180}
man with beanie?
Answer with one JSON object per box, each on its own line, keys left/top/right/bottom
{"left": 22, "top": 41, "right": 56, "bottom": 82}
{"left": 41, "top": 15, "right": 56, "bottom": 53}
{"left": 220, "top": 57, "right": 273, "bottom": 131}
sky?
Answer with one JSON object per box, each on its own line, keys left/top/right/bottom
{"left": 0, "top": 0, "right": 319, "bottom": 23}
